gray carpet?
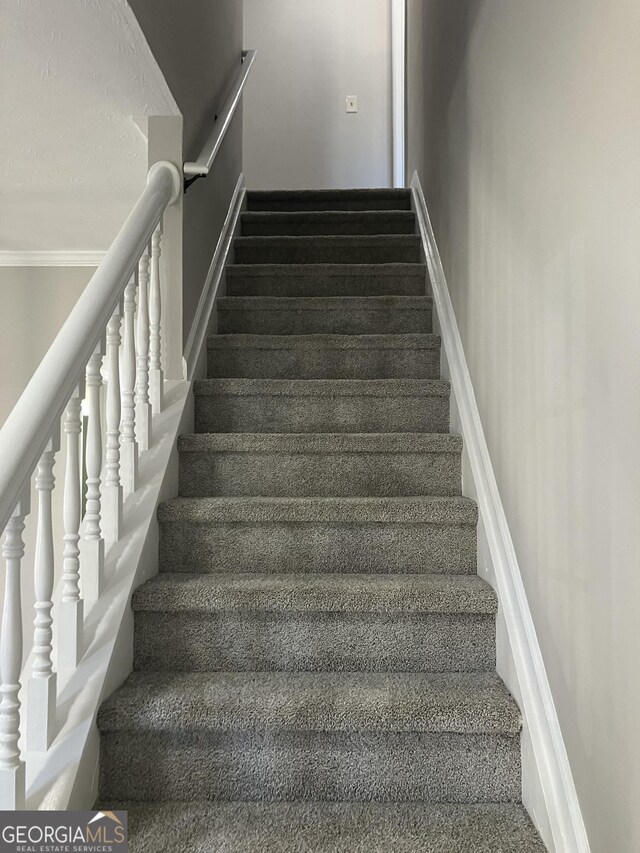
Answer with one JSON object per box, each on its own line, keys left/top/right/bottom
{"left": 98, "top": 188, "right": 546, "bottom": 850}
{"left": 217, "top": 295, "right": 433, "bottom": 335}
{"left": 207, "top": 333, "right": 442, "bottom": 379}
{"left": 103, "top": 803, "right": 546, "bottom": 853}
{"left": 226, "top": 263, "right": 427, "bottom": 297}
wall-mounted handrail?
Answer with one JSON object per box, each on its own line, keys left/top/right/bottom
{"left": 183, "top": 49, "right": 257, "bottom": 187}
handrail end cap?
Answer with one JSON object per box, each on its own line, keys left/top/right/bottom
{"left": 148, "top": 161, "right": 182, "bottom": 205}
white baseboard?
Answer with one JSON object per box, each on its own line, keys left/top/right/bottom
{"left": 410, "top": 171, "right": 590, "bottom": 853}
{"left": 0, "top": 251, "right": 105, "bottom": 267}
{"left": 183, "top": 173, "right": 247, "bottom": 379}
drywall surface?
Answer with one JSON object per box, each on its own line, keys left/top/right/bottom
{"left": 414, "top": 2, "right": 640, "bottom": 851}
{"left": 243, "top": 0, "right": 392, "bottom": 190}
{"left": 406, "top": 0, "right": 426, "bottom": 182}
{"left": 0, "top": 266, "right": 94, "bottom": 664}
{"left": 127, "top": 0, "right": 244, "bottom": 341}
{"left": 0, "top": 0, "right": 178, "bottom": 253}
{"left": 0, "top": 268, "right": 93, "bottom": 424}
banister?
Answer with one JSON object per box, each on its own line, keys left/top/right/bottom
{"left": 0, "top": 160, "right": 181, "bottom": 537}
{"left": 183, "top": 49, "right": 257, "bottom": 188}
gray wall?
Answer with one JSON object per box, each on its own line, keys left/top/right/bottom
{"left": 409, "top": 2, "right": 640, "bottom": 851}
{"left": 0, "top": 267, "right": 92, "bottom": 424}
{"left": 0, "top": 266, "right": 94, "bottom": 660}
{"left": 243, "top": 0, "right": 393, "bottom": 190}
{"left": 405, "top": 0, "right": 426, "bottom": 182}
{"left": 128, "top": 0, "right": 244, "bottom": 342}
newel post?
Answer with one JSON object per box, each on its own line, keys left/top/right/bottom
{"left": 146, "top": 152, "right": 183, "bottom": 380}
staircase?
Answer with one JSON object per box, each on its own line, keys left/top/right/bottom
{"left": 98, "top": 189, "right": 546, "bottom": 851}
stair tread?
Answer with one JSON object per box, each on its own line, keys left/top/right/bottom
{"left": 158, "top": 495, "right": 477, "bottom": 524}
{"left": 208, "top": 333, "right": 439, "bottom": 350}
{"left": 225, "top": 264, "right": 427, "bottom": 297}
{"left": 97, "top": 802, "right": 545, "bottom": 852}
{"left": 217, "top": 295, "right": 432, "bottom": 310}
{"left": 242, "top": 210, "right": 416, "bottom": 222}
{"left": 193, "top": 378, "right": 450, "bottom": 396}
{"left": 235, "top": 234, "right": 421, "bottom": 246}
{"left": 132, "top": 572, "right": 495, "bottom": 614}
{"left": 248, "top": 188, "right": 412, "bottom": 200}
{"left": 98, "top": 671, "right": 518, "bottom": 734}
{"left": 227, "top": 262, "right": 426, "bottom": 276}
{"left": 178, "top": 432, "right": 462, "bottom": 453}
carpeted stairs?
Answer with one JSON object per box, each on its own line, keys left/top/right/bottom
{"left": 98, "top": 189, "right": 546, "bottom": 852}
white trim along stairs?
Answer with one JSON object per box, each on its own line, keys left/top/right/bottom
{"left": 411, "top": 172, "right": 590, "bottom": 853}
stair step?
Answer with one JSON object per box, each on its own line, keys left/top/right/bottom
{"left": 97, "top": 803, "right": 546, "bottom": 852}
{"left": 178, "top": 432, "right": 462, "bottom": 497}
{"left": 207, "top": 334, "right": 441, "bottom": 379}
{"left": 226, "top": 263, "right": 427, "bottom": 297}
{"left": 99, "top": 671, "right": 518, "bottom": 735}
{"left": 241, "top": 210, "right": 416, "bottom": 236}
{"left": 134, "top": 571, "right": 495, "bottom": 615}
{"left": 99, "top": 670, "right": 517, "bottom": 803}
{"left": 158, "top": 496, "right": 477, "bottom": 575}
{"left": 193, "top": 378, "right": 450, "bottom": 434}
{"left": 100, "top": 732, "right": 519, "bottom": 804}
{"left": 133, "top": 572, "right": 495, "bottom": 673}
{"left": 217, "top": 296, "right": 432, "bottom": 335}
{"left": 247, "top": 188, "right": 412, "bottom": 212}
{"left": 234, "top": 235, "right": 422, "bottom": 264}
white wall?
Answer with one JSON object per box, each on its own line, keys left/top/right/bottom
{"left": 412, "top": 2, "right": 640, "bottom": 851}
{"left": 243, "top": 0, "right": 393, "bottom": 190}
{"left": 0, "top": 0, "right": 178, "bottom": 254}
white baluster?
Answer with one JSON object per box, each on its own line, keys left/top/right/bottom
{"left": 58, "top": 387, "right": 84, "bottom": 669}
{"left": 103, "top": 306, "right": 122, "bottom": 542}
{"left": 0, "top": 491, "right": 30, "bottom": 809}
{"left": 149, "top": 224, "right": 164, "bottom": 415}
{"left": 135, "top": 251, "right": 152, "bottom": 451}
{"left": 27, "top": 430, "right": 60, "bottom": 752}
{"left": 120, "top": 278, "right": 138, "bottom": 496}
{"left": 80, "top": 342, "right": 105, "bottom": 601}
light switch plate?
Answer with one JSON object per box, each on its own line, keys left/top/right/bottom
{"left": 346, "top": 95, "right": 358, "bottom": 113}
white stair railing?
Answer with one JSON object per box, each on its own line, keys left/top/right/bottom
{"left": 0, "top": 160, "right": 181, "bottom": 809}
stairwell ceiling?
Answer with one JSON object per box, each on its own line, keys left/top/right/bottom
{"left": 0, "top": 0, "right": 180, "bottom": 253}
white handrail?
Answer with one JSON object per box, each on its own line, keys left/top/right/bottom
{"left": 0, "top": 161, "right": 180, "bottom": 538}
{"left": 183, "top": 49, "right": 257, "bottom": 179}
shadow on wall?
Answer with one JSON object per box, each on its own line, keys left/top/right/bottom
{"left": 421, "top": 0, "right": 480, "bottom": 208}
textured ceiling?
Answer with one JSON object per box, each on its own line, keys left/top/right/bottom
{"left": 0, "top": 0, "right": 180, "bottom": 252}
